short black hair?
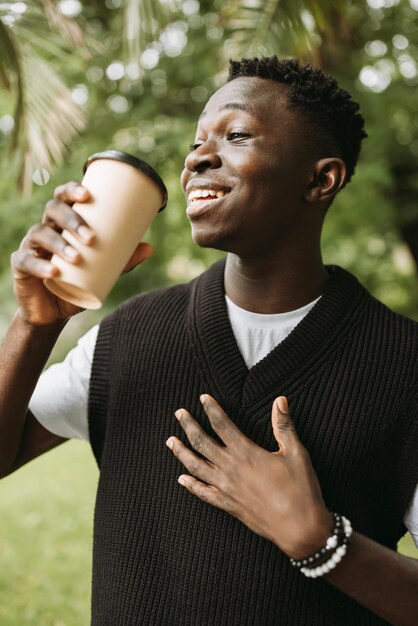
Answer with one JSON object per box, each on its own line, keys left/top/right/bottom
{"left": 228, "top": 56, "right": 367, "bottom": 184}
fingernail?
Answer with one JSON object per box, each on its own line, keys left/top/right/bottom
{"left": 46, "top": 263, "right": 59, "bottom": 277}
{"left": 200, "top": 394, "right": 207, "bottom": 403}
{"left": 166, "top": 438, "right": 173, "bottom": 449}
{"left": 64, "top": 245, "right": 79, "bottom": 261}
{"left": 175, "top": 410, "right": 183, "bottom": 420}
{"left": 178, "top": 476, "right": 186, "bottom": 486}
{"left": 78, "top": 225, "right": 93, "bottom": 242}
{"left": 277, "top": 397, "right": 288, "bottom": 414}
{"left": 74, "top": 186, "right": 87, "bottom": 199}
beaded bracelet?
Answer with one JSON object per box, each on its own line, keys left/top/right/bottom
{"left": 301, "top": 515, "right": 352, "bottom": 578}
{"left": 289, "top": 513, "right": 344, "bottom": 569}
{"left": 290, "top": 513, "right": 353, "bottom": 579}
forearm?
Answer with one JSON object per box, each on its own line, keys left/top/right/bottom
{"left": 0, "top": 309, "right": 67, "bottom": 475}
{"left": 323, "top": 531, "right": 418, "bottom": 625}
{"left": 168, "top": 395, "right": 418, "bottom": 624}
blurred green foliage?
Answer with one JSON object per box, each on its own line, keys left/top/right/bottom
{"left": 0, "top": 3, "right": 417, "bottom": 623}
{"left": 0, "top": 0, "right": 417, "bottom": 322}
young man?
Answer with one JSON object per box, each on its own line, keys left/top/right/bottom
{"left": 0, "top": 57, "right": 417, "bottom": 625}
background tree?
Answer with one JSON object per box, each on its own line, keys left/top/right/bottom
{"left": 0, "top": 3, "right": 416, "bottom": 624}
{"left": 0, "top": 0, "right": 417, "bottom": 324}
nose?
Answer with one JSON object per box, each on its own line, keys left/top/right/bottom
{"left": 184, "top": 141, "right": 222, "bottom": 173}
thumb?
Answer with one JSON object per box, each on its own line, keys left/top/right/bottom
{"left": 122, "top": 242, "right": 154, "bottom": 274}
{"left": 271, "top": 396, "right": 300, "bottom": 454}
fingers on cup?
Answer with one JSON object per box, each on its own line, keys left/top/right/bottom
{"left": 24, "top": 224, "right": 81, "bottom": 264}
{"left": 11, "top": 248, "right": 58, "bottom": 279}
{"left": 44, "top": 195, "right": 94, "bottom": 245}
{"left": 53, "top": 181, "right": 90, "bottom": 204}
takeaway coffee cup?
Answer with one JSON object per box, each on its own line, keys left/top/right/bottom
{"left": 44, "top": 150, "right": 167, "bottom": 309}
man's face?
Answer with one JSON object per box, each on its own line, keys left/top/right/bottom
{"left": 180, "top": 76, "right": 317, "bottom": 258}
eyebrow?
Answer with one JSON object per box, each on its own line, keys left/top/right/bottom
{"left": 199, "top": 102, "right": 255, "bottom": 120}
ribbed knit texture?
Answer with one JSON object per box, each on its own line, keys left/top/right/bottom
{"left": 88, "top": 261, "right": 418, "bottom": 625}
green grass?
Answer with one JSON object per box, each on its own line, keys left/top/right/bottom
{"left": 0, "top": 442, "right": 417, "bottom": 625}
{"left": 0, "top": 441, "right": 98, "bottom": 626}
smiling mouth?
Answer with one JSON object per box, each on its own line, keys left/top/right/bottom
{"left": 188, "top": 188, "right": 228, "bottom": 201}
{"left": 186, "top": 189, "right": 230, "bottom": 218}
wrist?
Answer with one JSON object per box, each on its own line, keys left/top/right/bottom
{"left": 284, "top": 508, "right": 334, "bottom": 560}
{"left": 14, "top": 308, "right": 69, "bottom": 336}
{"left": 293, "top": 514, "right": 353, "bottom": 578}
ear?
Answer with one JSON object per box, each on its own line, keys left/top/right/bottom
{"left": 304, "top": 158, "right": 347, "bottom": 204}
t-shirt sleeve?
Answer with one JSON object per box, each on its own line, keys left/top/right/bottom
{"left": 28, "top": 324, "right": 99, "bottom": 442}
{"left": 403, "top": 483, "right": 418, "bottom": 549}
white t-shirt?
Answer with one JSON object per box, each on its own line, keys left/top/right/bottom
{"left": 29, "top": 297, "right": 418, "bottom": 547}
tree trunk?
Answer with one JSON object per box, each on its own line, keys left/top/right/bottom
{"left": 391, "top": 162, "right": 418, "bottom": 274}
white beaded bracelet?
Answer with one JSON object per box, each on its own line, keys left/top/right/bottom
{"left": 300, "top": 515, "right": 353, "bottom": 579}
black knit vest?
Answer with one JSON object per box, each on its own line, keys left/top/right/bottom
{"left": 89, "top": 261, "right": 418, "bottom": 625}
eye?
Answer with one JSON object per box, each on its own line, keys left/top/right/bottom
{"left": 190, "top": 142, "right": 203, "bottom": 151}
{"left": 227, "top": 131, "right": 251, "bottom": 141}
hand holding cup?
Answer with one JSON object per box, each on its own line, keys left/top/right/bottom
{"left": 11, "top": 161, "right": 161, "bottom": 327}
{"left": 43, "top": 151, "right": 167, "bottom": 309}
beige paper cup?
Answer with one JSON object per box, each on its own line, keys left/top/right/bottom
{"left": 44, "top": 150, "right": 167, "bottom": 309}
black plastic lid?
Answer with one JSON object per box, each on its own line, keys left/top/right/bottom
{"left": 83, "top": 150, "right": 167, "bottom": 211}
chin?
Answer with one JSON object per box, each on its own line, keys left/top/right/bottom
{"left": 191, "top": 224, "right": 231, "bottom": 252}
{"left": 193, "top": 232, "right": 268, "bottom": 262}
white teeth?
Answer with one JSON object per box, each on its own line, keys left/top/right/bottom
{"left": 188, "top": 188, "right": 228, "bottom": 201}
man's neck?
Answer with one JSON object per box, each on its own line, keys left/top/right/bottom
{"left": 224, "top": 252, "right": 329, "bottom": 314}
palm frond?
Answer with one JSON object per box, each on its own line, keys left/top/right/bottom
{"left": 0, "top": 20, "right": 16, "bottom": 89}
{"left": 16, "top": 50, "right": 85, "bottom": 193}
{"left": 18, "top": 2, "right": 104, "bottom": 58}
{"left": 0, "top": 2, "right": 89, "bottom": 193}
{"left": 220, "top": 0, "right": 364, "bottom": 67}
{"left": 122, "top": 0, "right": 181, "bottom": 74}
{"left": 39, "top": 0, "right": 86, "bottom": 48}
{"left": 0, "top": 19, "right": 25, "bottom": 149}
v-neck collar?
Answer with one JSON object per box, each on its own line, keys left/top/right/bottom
{"left": 189, "top": 259, "right": 368, "bottom": 408}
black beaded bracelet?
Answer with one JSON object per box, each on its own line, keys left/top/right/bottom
{"left": 289, "top": 512, "right": 347, "bottom": 570}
